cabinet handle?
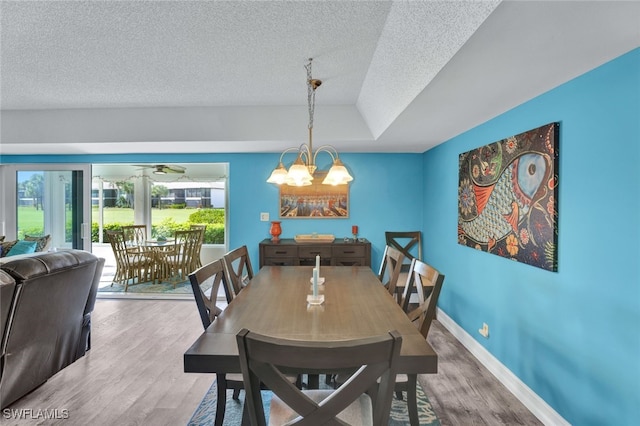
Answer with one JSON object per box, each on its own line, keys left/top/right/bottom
{"left": 343, "top": 250, "right": 355, "bottom": 254}
{"left": 275, "top": 251, "right": 288, "bottom": 254}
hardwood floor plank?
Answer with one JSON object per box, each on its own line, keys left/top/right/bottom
{"left": 4, "top": 299, "right": 542, "bottom": 425}
{"left": 418, "top": 320, "right": 543, "bottom": 426}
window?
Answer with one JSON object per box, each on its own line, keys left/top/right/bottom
{"left": 92, "top": 163, "right": 228, "bottom": 245}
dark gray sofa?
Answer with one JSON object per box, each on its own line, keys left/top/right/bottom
{"left": 0, "top": 250, "right": 104, "bottom": 409}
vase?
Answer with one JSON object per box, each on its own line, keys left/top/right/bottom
{"left": 270, "top": 221, "right": 282, "bottom": 242}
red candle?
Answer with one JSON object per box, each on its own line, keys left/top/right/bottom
{"left": 352, "top": 225, "right": 358, "bottom": 235}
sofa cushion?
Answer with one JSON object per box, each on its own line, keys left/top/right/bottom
{"left": 6, "top": 240, "right": 38, "bottom": 257}
{"left": 0, "top": 241, "right": 17, "bottom": 258}
{"left": 24, "top": 234, "right": 52, "bottom": 252}
{"left": 0, "top": 270, "right": 17, "bottom": 353}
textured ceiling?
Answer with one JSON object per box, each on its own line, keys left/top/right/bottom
{"left": 1, "top": 1, "right": 638, "bottom": 155}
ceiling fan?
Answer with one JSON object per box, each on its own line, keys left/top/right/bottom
{"left": 136, "top": 164, "right": 186, "bottom": 175}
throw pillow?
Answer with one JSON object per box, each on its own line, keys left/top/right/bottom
{"left": 24, "top": 234, "right": 52, "bottom": 252}
{"left": 0, "top": 240, "right": 18, "bottom": 258}
{"left": 6, "top": 240, "right": 38, "bottom": 257}
{"left": 0, "top": 236, "right": 5, "bottom": 242}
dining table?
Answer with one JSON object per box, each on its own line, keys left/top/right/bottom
{"left": 183, "top": 265, "right": 438, "bottom": 387}
{"left": 131, "top": 238, "right": 177, "bottom": 283}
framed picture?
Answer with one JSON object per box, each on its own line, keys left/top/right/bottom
{"left": 458, "top": 122, "right": 559, "bottom": 271}
{"left": 279, "top": 172, "right": 349, "bottom": 218}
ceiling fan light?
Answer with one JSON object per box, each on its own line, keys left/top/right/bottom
{"left": 153, "top": 169, "right": 167, "bottom": 175}
{"left": 266, "top": 162, "right": 288, "bottom": 185}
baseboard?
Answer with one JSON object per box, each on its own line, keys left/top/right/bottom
{"left": 436, "top": 308, "right": 570, "bottom": 426}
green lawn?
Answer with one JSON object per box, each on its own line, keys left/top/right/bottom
{"left": 95, "top": 207, "right": 194, "bottom": 223}
{"left": 17, "top": 206, "right": 212, "bottom": 240}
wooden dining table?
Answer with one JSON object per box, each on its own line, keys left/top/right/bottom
{"left": 183, "top": 265, "right": 438, "bottom": 382}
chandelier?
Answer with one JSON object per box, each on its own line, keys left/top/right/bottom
{"left": 266, "top": 58, "right": 353, "bottom": 187}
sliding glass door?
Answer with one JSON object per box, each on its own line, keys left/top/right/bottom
{"left": 0, "top": 164, "right": 92, "bottom": 251}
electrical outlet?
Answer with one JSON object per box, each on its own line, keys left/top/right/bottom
{"left": 479, "top": 323, "right": 489, "bottom": 338}
{"left": 260, "top": 212, "right": 269, "bottom": 221}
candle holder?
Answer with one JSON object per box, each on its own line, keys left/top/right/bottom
{"left": 351, "top": 225, "right": 358, "bottom": 241}
{"left": 307, "top": 294, "right": 325, "bottom": 305}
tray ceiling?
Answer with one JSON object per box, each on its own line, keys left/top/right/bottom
{"left": 1, "top": 1, "right": 638, "bottom": 155}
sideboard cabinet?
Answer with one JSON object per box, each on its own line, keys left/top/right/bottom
{"left": 259, "top": 238, "right": 371, "bottom": 268}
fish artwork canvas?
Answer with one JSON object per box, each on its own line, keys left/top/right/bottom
{"left": 458, "top": 122, "right": 559, "bottom": 271}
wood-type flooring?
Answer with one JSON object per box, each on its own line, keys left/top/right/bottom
{"left": 4, "top": 299, "right": 543, "bottom": 425}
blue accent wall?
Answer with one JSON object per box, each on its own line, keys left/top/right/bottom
{"left": 422, "top": 48, "right": 640, "bottom": 425}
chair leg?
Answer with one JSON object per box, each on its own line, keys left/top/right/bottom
{"left": 215, "top": 376, "right": 228, "bottom": 426}
{"left": 232, "top": 388, "right": 241, "bottom": 400}
{"left": 407, "top": 374, "right": 419, "bottom": 426}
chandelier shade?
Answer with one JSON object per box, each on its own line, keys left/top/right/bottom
{"left": 267, "top": 58, "right": 353, "bottom": 187}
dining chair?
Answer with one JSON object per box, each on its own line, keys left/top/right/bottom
{"left": 385, "top": 231, "right": 422, "bottom": 303}
{"left": 385, "top": 231, "right": 422, "bottom": 271}
{"left": 188, "top": 259, "right": 245, "bottom": 426}
{"left": 237, "top": 328, "right": 402, "bottom": 426}
{"left": 121, "top": 224, "right": 152, "bottom": 281}
{"left": 221, "top": 245, "right": 254, "bottom": 302}
{"left": 164, "top": 229, "right": 201, "bottom": 286}
{"left": 106, "top": 230, "right": 149, "bottom": 291}
{"left": 189, "top": 224, "right": 206, "bottom": 270}
{"left": 378, "top": 245, "right": 406, "bottom": 304}
{"left": 122, "top": 224, "right": 148, "bottom": 247}
{"left": 395, "top": 258, "right": 445, "bottom": 426}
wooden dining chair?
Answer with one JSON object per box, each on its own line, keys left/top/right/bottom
{"left": 378, "top": 245, "right": 405, "bottom": 304}
{"left": 189, "top": 224, "right": 206, "bottom": 270}
{"left": 121, "top": 224, "right": 152, "bottom": 280}
{"left": 122, "top": 224, "right": 148, "bottom": 247}
{"left": 106, "top": 230, "right": 149, "bottom": 291}
{"left": 395, "top": 258, "right": 445, "bottom": 426}
{"left": 386, "top": 231, "right": 422, "bottom": 303}
{"left": 385, "top": 231, "right": 422, "bottom": 270}
{"left": 221, "top": 245, "right": 254, "bottom": 302}
{"left": 188, "top": 259, "right": 245, "bottom": 426}
{"left": 237, "top": 328, "right": 402, "bottom": 426}
{"left": 166, "top": 229, "right": 202, "bottom": 286}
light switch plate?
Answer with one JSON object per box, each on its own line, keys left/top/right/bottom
{"left": 260, "top": 212, "right": 269, "bottom": 221}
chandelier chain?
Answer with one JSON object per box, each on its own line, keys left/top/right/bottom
{"left": 305, "top": 59, "right": 316, "bottom": 130}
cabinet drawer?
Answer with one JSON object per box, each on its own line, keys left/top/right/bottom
{"left": 263, "top": 257, "right": 297, "bottom": 266}
{"left": 263, "top": 246, "right": 298, "bottom": 257}
{"left": 298, "top": 246, "right": 332, "bottom": 259}
{"left": 332, "top": 245, "right": 366, "bottom": 258}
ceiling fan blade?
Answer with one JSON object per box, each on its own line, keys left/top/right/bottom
{"left": 164, "top": 165, "right": 186, "bottom": 173}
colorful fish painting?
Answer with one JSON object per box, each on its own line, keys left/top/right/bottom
{"left": 458, "top": 122, "right": 559, "bottom": 271}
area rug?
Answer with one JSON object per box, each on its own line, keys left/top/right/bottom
{"left": 98, "top": 279, "right": 195, "bottom": 294}
{"left": 188, "top": 378, "right": 440, "bottom": 425}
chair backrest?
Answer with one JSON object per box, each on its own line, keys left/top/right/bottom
{"left": 188, "top": 259, "right": 227, "bottom": 329}
{"left": 106, "top": 230, "right": 130, "bottom": 266}
{"left": 236, "top": 328, "right": 402, "bottom": 426}
{"left": 378, "top": 245, "right": 405, "bottom": 299}
{"left": 222, "top": 245, "right": 254, "bottom": 301}
{"left": 173, "top": 229, "right": 202, "bottom": 274}
{"left": 385, "top": 231, "right": 422, "bottom": 271}
{"left": 122, "top": 224, "right": 147, "bottom": 245}
{"left": 189, "top": 225, "right": 206, "bottom": 267}
{"left": 399, "top": 258, "right": 444, "bottom": 338}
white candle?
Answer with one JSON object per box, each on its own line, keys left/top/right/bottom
{"left": 312, "top": 267, "right": 318, "bottom": 296}
{"left": 316, "top": 255, "right": 320, "bottom": 276}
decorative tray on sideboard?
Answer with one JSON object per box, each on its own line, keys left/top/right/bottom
{"left": 294, "top": 234, "right": 335, "bottom": 243}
